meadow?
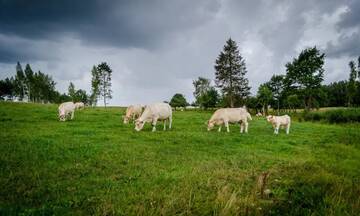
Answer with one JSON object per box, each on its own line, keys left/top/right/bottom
{"left": 0, "top": 102, "right": 359, "bottom": 215}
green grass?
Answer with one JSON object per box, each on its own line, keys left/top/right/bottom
{"left": 1, "top": 102, "right": 359, "bottom": 215}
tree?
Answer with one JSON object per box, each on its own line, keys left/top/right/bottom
{"left": 193, "top": 77, "right": 211, "bottom": 103}
{"left": 68, "top": 82, "right": 76, "bottom": 101}
{"left": 286, "top": 94, "right": 301, "bottom": 112}
{"left": 74, "top": 89, "right": 89, "bottom": 104}
{"left": 257, "top": 84, "right": 273, "bottom": 115}
{"left": 267, "top": 75, "right": 285, "bottom": 114}
{"left": 284, "top": 47, "right": 325, "bottom": 110}
{"left": 347, "top": 61, "right": 357, "bottom": 106}
{"left": 201, "top": 87, "right": 219, "bottom": 109}
{"left": 97, "top": 62, "right": 112, "bottom": 107}
{"left": 170, "top": 93, "right": 188, "bottom": 109}
{"left": 90, "top": 66, "right": 100, "bottom": 106}
{"left": 324, "top": 81, "right": 347, "bottom": 107}
{"left": 0, "top": 78, "right": 15, "bottom": 100}
{"left": 14, "top": 62, "right": 27, "bottom": 101}
{"left": 24, "top": 64, "right": 34, "bottom": 102}
{"left": 193, "top": 77, "right": 219, "bottom": 108}
{"left": 214, "top": 38, "right": 250, "bottom": 107}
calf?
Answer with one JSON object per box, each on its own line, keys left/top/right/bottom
{"left": 266, "top": 115, "right": 291, "bottom": 134}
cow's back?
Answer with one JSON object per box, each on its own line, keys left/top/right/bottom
{"left": 144, "top": 103, "right": 171, "bottom": 119}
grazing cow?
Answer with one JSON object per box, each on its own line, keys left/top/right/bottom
{"left": 256, "top": 112, "right": 263, "bottom": 117}
{"left": 135, "top": 103, "right": 172, "bottom": 132}
{"left": 266, "top": 115, "right": 291, "bottom": 134}
{"left": 75, "top": 102, "right": 85, "bottom": 110}
{"left": 207, "top": 108, "right": 252, "bottom": 133}
{"left": 123, "top": 104, "right": 143, "bottom": 124}
{"left": 58, "top": 102, "right": 76, "bottom": 121}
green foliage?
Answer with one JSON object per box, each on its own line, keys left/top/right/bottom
{"left": 193, "top": 77, "right": 219, "bottom": 109}
{"left": 68, "top": 82, "right": 76, "bottom": 100}
{"left": 97, "top": 62, "right": 112, "bottom": 107}
{"left": 14, "top": 62, "right": 26, "bottom": 101}
{"left": 284, "top": 47, "right": 325, "bottom": 110}
{"left": 200, "top": 87, "right": 219, "bottom": 109}
{"left": 170, "top": 93, "right": 188, "bottom": 108}
{"left": 0, "top": 78, "right": 15, "bottom": 99}
{"left": 347, "top": 60, "right": 359, "bottom": 107}
{"left": 90, "top": 65, "right": 100, "bottom": 106}
{"left": 1, "top": 63, "right": 61, "bottom": 103}
{"left": 1, "top": 102, "right": 359, "bottom": 215}
{"left": 215, "top": 38, "right": 250, "bottom": 107}
{"left": 303, "top": 108, "right": 360, "bottom": 123}
{"left": 257, "top": 84, "right": 273, "bottom": 114}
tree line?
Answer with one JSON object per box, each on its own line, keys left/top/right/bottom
{"left": 1, "top": 38, "right": 359, "bottom": 111}
{"left": 191, "top": 38, "right": 360, "bottom": 113}
{"left": 0, "top": 62, "right": 113, "bottom": 107}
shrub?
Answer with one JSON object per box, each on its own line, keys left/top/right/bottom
{"left": 302, "top": 108, "right": 360, "bottom": 123}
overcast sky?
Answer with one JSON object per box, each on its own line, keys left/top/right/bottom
{"left": 0, "top": 0, "right": 359, "bottom": 105}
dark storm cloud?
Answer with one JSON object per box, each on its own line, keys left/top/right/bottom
{"left": 326, "top": 32, "right": 360, "bottom": 58}
{"left": 325, "top": 0, "right": 360, "bottom": 57}
{"left": 337, "top": 0, "right": 360, "bottom": 30}
{"left": 0, "top": 0, "right": 220, "bottom": 49}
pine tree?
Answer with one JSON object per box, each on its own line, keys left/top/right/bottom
{"left": 97, "top": 62, "right": 112, "bottom": 108}
{"left": 214, "top": 38, "right": 250, "bottom": 107}
{"left": 14, "top": 62, "right": 27, "bottom": 101}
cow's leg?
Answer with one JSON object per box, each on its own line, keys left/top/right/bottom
{"left": 286, "top": 123, "right": 290, "bottom": 134}
{"left": 240, "top": 122, "right": 244, "bottom": 133}
{"left": 225, "top": 121, "right": 230, "bottom": 133}
{"left": 218, "top": 125, "right": 222, "bottom": 132}
{"left": 275, "top": 123, "right": 280, "bottom": 134}
{"left": 244, "top": 121, "right": 249, "bottom": 133}
{"left": 152, "top": 118, "right": 158, "bottom": 132}
{"left": 71, "top": 111, "right": 74, "bottom": 120}
{"left": 163, "top": 119, "right": 167, "bottom": 131}
{"left": 169, "top": 115, "right": 172, "bottom": 129}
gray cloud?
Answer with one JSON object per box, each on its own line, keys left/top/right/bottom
{"left": 0, "top": 0, "right": 220, "bottom": 51}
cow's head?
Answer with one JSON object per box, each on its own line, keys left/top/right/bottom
{"left": 207, "top": 120, "right": 215, "bottom": 131}
{"left": 134, "top": 119, "right": 145, "bottom": 131}
{"left": 123, "top": 115, "right": 129, "bottom": 124}
{"left": 266, "top": 115, "right": 273, "bottom": 122}
{"left": 59, "top": 110, "right": 66, "bottom": 121}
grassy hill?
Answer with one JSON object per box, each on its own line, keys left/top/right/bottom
{"left": 1, "top": 102, "right": 359, "bottom": 215}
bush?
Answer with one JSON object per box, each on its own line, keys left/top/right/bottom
{"left": 302, "top": 108, "right": 360, "bottom": 123}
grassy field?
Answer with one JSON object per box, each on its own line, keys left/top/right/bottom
{"left": 1, "top": 102, "right": 360, "bottom": 215}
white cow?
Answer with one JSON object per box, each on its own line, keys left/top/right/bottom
{"left": 135, "top": 103, "right": 172, "bottom": 132}
{"left": 266, "top": 115, "right": 291, "bottom": 134}
{"left": 74, "top": 102, "right": 85, "bottom": 110}
{"left": 256, "top": 112, "right": 263, "bottom": 117}
{"left": 123, "top": 104, "right": 143, "bottom": 124}
{"left": 58, "top": 102, "right": 76, "bottom": 121}
{"left": 207, "top": 108, "right": 252, "bottom": 133}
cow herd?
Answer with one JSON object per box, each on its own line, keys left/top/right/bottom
{"left": 58, "top": 101, "right": 291, "bottom": 134}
